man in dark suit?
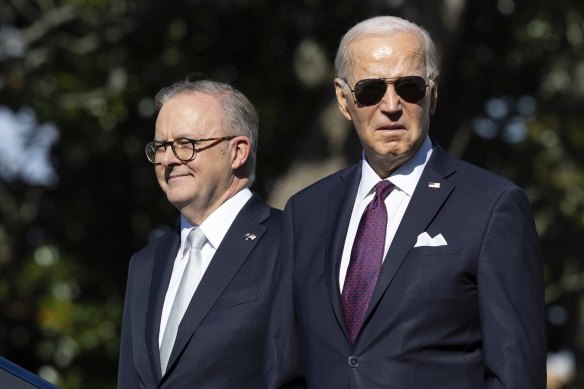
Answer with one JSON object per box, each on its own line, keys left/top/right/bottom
{"left": 264, "top": 16, "right": 546, "bottom": 388}
{"left": 118, "top": 79, "right": 281, "bottom": 388}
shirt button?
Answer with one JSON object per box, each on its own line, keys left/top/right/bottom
{"left": 348, "top": 355, "right": 359, "bottom": 367}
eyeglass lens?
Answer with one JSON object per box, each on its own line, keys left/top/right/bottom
{"left": 145, "top": 139, "right": 196, "bottom": 163}
{"left": 353, "top": 76, "right": 427, "bottom": 106}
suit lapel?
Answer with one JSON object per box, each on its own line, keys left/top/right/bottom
{"left": 364, "top": 147, "right": 456, "bottom": 322}
{"left": 163, "top": 194, "right": 269, "bottom": 376}
{"left": 145, "top": 230, "right": 180, "bottom": 381}
{"left": 324, "top": 164, "right": 361, "bottom": 338}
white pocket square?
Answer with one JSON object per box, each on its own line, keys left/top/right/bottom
{"left": 414, "top": 232, "right": 447, "bottom": 247}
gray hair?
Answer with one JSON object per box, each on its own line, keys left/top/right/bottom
{"left": 154, "top": 79, "right": 259, "bottom": 186}
{"left": 334, "top": 16, "right": 439, "bottom": 81}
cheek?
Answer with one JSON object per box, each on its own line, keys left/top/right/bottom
{"left": 406, "top": 106, "right": 428, "bottom": 127}
{"left": 350, "top": 109, "right": 375, "bottom": 129}
{"left": 154, "top": 168, "right": 167, "bottom": 186}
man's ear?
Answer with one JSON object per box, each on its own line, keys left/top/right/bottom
{"left": 334, "top": 78, "right": 353, "bottom": 121}
{"left": 429, "top": 74, "right": 439, "bottom": 115}
{"left": 231, "top": 136, "right": 250, "bottom": 170}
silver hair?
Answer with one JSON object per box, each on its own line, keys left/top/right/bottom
{"left": 154, "top": 79, "right": 259, "bottom": 186}
{"left": 334, "top": 16, "right": 439, "bottom": 81}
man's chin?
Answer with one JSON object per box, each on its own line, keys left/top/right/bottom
{"left": 166, "top": 193, "right": 192, "bottom": 210}
{"left": 365, "top": 148, "right": 413, "bottom": 175}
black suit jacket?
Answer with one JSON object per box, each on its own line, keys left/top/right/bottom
{"left": 264, "top": 146, "right": 546, "bottom": 389}
{"left": 118, "top": 193, "right": 282, "bottom": 388}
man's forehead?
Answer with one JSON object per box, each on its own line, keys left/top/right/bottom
{"left": 367, "top": 45, "right": 424, "bottom": 62}
{"left": 348, "top": 33, "right": 424, "bottom": 56}
{"left": 346, "top": 35, "right": 426, "bottom": 77}
{"left": 155, "top": 98, "right": 222, "bottom": 137}
{"left": 404, "top": 47, "right": 425, "bottom": 63}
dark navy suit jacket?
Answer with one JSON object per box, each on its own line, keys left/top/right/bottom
{"left": 264, "top": 146, "right": 546, "bottom": 389}
{"left": 118, "top": 194, "right": 281, "bottom": 388}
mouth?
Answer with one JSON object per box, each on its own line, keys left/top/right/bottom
{"left": 166, "top": 172, "right": 191, "bottom": 183}
{"left": 376, "top": 124, "right": 405, "bottom": 131}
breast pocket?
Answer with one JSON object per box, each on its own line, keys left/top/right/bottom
{"left": 408, "top": 244, "right": 461, "bottom": 257}
{"left": 209, "top": 286, "right": 258, "bottom": 312}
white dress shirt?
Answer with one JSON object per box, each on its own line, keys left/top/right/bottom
{"left": 158, "top": 188, "right": 253, "bottom": 346}
{"left": 339, "top": 137, "right": 433, "bottom": 293}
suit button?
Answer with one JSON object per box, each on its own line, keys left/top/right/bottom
{"left": 348, "top": 356, "right": 359, "bottom": 367}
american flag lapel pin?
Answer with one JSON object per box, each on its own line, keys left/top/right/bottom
{"left": 244, "top": 233, "right": 257, "bottom": 241}
{"left": 428, "top": 182, "right": 441, "bottom": 189}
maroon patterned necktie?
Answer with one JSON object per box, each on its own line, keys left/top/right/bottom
{"left": 342, "top": 180, "right": 394, "bottom": 343}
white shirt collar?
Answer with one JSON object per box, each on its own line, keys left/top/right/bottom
{"left": 179, "top": 188, "right": 253, "bottom": 254}
{"left": 358, "top": 136, "right": 433, "bottom": 200}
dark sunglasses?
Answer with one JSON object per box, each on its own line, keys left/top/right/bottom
{"left": 347, "top": 76, "right": 429, "bottom": 106}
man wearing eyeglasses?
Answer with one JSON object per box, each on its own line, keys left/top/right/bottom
{"left": 264, "top": 15, "right": 546, "bottom": 389}
{"left": 118, "top": 79, "right": 282, "bottom": 388}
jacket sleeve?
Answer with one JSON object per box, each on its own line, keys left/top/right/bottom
{"left": 117, "top": 255, "right": 141, "bottom": 389}
{"left": 263, "top": 199, "right": 307, "bottom": 389}
{"left": 478, "top": 187, "right": 547, "bottom": 388}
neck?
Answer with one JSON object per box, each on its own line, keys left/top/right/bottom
{"left": 180, "top": 177, "right": 249, "bottom": 226}
{"left": 367, "top": 154, "right": 409, "bottom": 179}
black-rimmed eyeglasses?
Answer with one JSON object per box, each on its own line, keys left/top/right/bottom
{"left": 346, "top": 76, "right": 430, "bottom": 106}
{"left": 145, "top": 136, "right": 235, "bottom": 164}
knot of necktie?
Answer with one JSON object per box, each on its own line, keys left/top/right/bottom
{"left": 187, "top": 227, "right": 207, "bottom": 250}
{"left": 374, "top": 180, "right": 394, "bottom": 201}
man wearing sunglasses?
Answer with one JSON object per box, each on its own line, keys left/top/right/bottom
{"left": 118, "top": 79, "right": 282, "bottom": 388}
{"left": 265, "top": 15, "right": 545, "bottom": 389}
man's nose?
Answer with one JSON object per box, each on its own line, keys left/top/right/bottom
{"left": 379, "top": 83, "right": 402, "bottom": 113}
{"left": 159, "top": 146, "right": 181, "bottom": 166}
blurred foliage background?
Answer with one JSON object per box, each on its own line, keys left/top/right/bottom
{"left": 0, "top": 0, "right": 583, "bottom": 388}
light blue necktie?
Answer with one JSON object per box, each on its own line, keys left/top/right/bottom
{"left": 159, "top": 227, "right": 207, "bottom": 374}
